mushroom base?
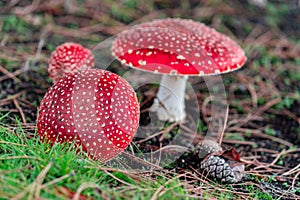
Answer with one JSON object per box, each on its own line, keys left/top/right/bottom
{"left": 150, "top": 75, "right": 187, "bottom": 122}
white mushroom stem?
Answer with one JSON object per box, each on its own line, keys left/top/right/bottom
{"left": 150, "top": 75, "right": 188, "bottom": 122}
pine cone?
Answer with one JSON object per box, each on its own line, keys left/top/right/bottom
{"left": 196, "top": 139, "right": 222, "bottom": 158}
{"left": 200, "top": 155, "right": 237, "bottom": 183}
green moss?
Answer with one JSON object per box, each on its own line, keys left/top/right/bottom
{"left": 2, "top": 15, "right": 35, "bottom": 34}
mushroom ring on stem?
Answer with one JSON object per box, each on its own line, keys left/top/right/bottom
{"left": 112, "top": 18, "right": 246, "bottom": 122}
{"left": 37, "top": 69, "right": 140, "bottom": 162}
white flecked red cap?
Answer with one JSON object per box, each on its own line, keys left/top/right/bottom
{"left": 38, "top": 69, "right": 140, "bottom": 162}
{"left": 48, "top": 42, "right": 95, "bottom": 82}
{"left": 112, "top": 18, "right": 246, "bottom": 76}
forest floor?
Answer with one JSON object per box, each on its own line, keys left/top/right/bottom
{"left": 0, "top": 0, "right": 299, "bottom": 199}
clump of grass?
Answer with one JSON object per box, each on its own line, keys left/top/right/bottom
{"left": 0, "top": 115, "right": 195, "bottom": 199}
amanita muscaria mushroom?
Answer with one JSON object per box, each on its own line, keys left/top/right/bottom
{"left": 37, "top": 69, "right": 140, "bottom": 162}
{"left": 48, "top": 42, "right": 95, "bottom": 82}
{"left": 112, "top": 18, "right": 247, "bottom": 122}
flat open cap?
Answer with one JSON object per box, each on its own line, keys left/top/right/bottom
{"left": 112, "top": 18, "right": 247, "bottom": 76}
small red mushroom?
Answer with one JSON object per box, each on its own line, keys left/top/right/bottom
{"left": 48, "top": 42, "right": 95, "bottom": 82}
{"left": 37, "top": 69, "right": 140, "bottom": 162}
{"left": 112, "top": 18, "right": 247, "bottom": 122}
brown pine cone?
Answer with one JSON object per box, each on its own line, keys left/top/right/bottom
{"left": 196, "top": 139, "right": 222, "bottom": 158}
{"left": 200, "top": 155, "right": 237, "bottom": 183}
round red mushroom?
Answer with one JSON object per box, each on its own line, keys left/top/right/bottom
{"left": 112, "top": 18, "right": 247, "bottom": 122}
{"left": 37, "top": 69, "right": 140, "bottom": 162}
{"left": 48, "top": 42, "right": 95, "bottom": 83}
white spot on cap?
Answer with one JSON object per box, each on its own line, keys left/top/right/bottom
{"left": 146, "top": 51, "right": 152, "bottom": 56}
{"left": 176, "top": 55, "right": 185, "bottom": 60}
{"left": 170, "top": 70, "right": 177, "bottom": 75}
{"left": 138, "top": 60, "right": 147, "bottom": 65}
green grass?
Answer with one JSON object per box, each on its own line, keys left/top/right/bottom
{"left": 264, "top": 127, "right": 276, "bottom": 136}
{"left": 0, "top": 115, "right": 195, "bottom": 199}
{"left": 2, "top": 15, "right": 29, "bottom": 33}
{"left": 1, "top": 115, "right": 279, "bottom": 200}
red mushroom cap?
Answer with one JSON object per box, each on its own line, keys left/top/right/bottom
{"left": 37, "top": 69, "right": 140, "bottom": 162}
{"left": 48, "top": 42, "right": 95, "bottom": 82}
{"left": 112, "top": 18, "right": 246, "bottom": 76}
